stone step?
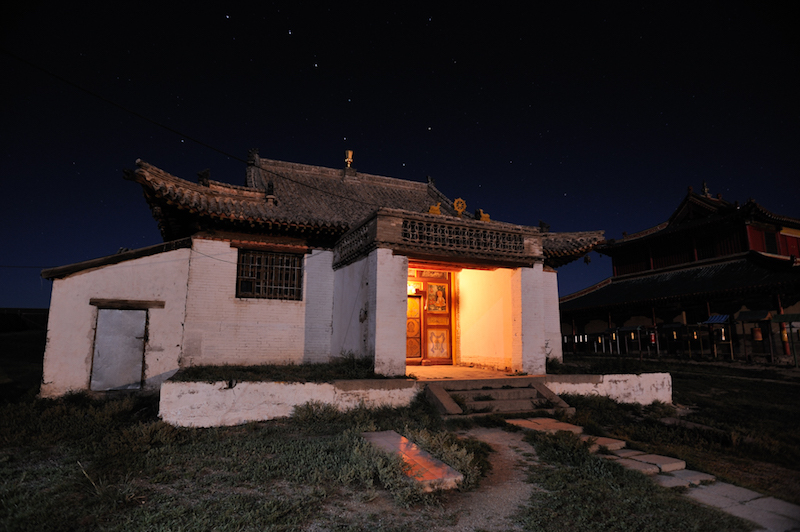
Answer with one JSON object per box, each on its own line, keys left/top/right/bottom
{"left": 604, "top": 451, "right": 686, "bottom": 474}
{"left": 455, "top": 387, "right": 541, "bottom": 401}
{"left": 427, "top": 381, "right": 574, "bottom": 416}
{"left": 507, "top": 417, "right": 584, "bottom": 434}
{"left": 464, "top": 397, "right": 553, "bottom": 414}
{"left": 362, "top": 430, "right": 462, "bottom": 492}
{"left": 581, "top": 435, "right": 627, "bottom": 452}
{"left": 654, "top": 469, "right": 716, "bottom": 488}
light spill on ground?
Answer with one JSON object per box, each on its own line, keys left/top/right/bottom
{"left": 305, "top": 427, "right": 537, "bottom": 531}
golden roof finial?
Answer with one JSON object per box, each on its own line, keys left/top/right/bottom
{"left": 345, "top": 150, "right": 354, "bottom": 168}
{"left": 428, "top": 202, "right": 441, "bottom": 215}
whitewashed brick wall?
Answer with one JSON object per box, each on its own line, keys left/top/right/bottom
{"left": 372, "top": 249, "right": 407, "bottom": 376}
{"left": 542, "top": 268, "right": 563, "bottom": 362}
{"left": 516, "top": 264, "right": 547, "bottom": 375}
{"left": 182, "top": 239, "right": 335, "bottom": 366}
{"left": 331, "top": 249, "right": 407, "bottom": 375}
{"left": 41, "top": 248, "right": 191, "bottom": 397}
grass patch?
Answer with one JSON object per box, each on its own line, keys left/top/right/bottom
{"left": 171, "top": 352, "right": 383, "bottom": 383}
{"left": 0, "top": 391, "right": 495, "bottom": 531}
{"left": 518, "top": 430, "right": 755, "bottom": 531}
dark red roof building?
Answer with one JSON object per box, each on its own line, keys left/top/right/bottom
{"left": 560, "top": 185, "right": 800, "bottom": 362}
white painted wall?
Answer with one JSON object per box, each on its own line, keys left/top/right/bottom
{"left": 458, "top": 268, "right": 515, "bottom": 370}
{"left": 182, "top": 239, "right": 335, "bottom": 366}
{"left": 542, "top": 268, "right": 563, "bottom": 362}
{"left": 41, "top": 248, "right": 191, "bottom": 397}
{"left": 545, "top": 373, "right": 672, "bottom": 404}
{"left": 512, "top": 265, "right": 547, "bottom": 375}
{"left": 332, "top": 255, "right": 371, "bottom": 358}
{"left": 372, "top": 249, "right": 408, "bottom": 376}
{"left": 160, "top": 379, "right": 423, "bottom": 427}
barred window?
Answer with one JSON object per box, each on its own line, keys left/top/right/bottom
{"left": 236, "top": 250, "right": 304, "bottom": 300}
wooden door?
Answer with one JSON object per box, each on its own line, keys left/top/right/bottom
{"left": 407, "top": 269, "right": 453, "bottom": 365}
{"left": 406, "top": 296, "right": 423, "bottom": 361}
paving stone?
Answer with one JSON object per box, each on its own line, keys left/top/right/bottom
{"left": 689, "top": 482, "right": 763, "bottom": 504}
{"left": 629, "top": 453, "right": 686, "bottom": 472}
{"left": 580, "top": 435, "right": 626, "bottom": 452}
{"left": 612, "top": 448, "right": 645, "bottom": 458}
{"left": 744, "top": 496, "right": 800, "bottom": 520}
{"left": 653, "top": 474, "right": 691, "bottom": 488}
{"left": 670, "top": 469, "right": 715, "bottom": 486}
{"left": 362, "top": 430, "right": 463, "bottom": 491}
{"left": 615, "top": 458, "right": 660, "bottom": 475}
{"left": 712, "top": 501, "right": 799, "bottom": 532}
{"left": 687, "top": 483, "right": 800, "bottom": 531}
{"left": 507, "top": 418, "right": 583, "bottom": 434}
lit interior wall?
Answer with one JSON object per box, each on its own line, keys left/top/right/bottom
{"left": 457, "top": 268, "right": 516, "bottom": 370}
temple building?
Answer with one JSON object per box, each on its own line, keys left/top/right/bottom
{"left": 40, "top": 151, "right": 602, "bottom": 397}
{"left": 560, "top": 185, "right": 800, "bottom": 362}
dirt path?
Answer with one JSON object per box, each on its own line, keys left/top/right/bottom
{"left": 434, "top": 427, "right": 538, "bottom": 531}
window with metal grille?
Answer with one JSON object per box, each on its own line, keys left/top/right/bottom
{"left": 236, "top": 250, "right": 304, "bottom": 300}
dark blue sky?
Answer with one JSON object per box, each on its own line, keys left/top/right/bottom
{"left": 2, "top": 2, "right": 797, "bottom": 308}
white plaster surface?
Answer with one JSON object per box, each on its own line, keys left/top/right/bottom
{"left": 458, "top": 268, "right": 514, "bottom": 369}
{"left": 159, "top": 379, "right": 423, "bottom": 427}
{"left": 331, "top": 255, "right": 371, "bottom": 358}
{"left": 542, "top": 268, "right": 564, "bottom": 362}
{"left": 518, "top": 265, "right": 547, "bottom": 375}
{"left": 372, "top": 249, "right": 407, "bottom": 376}
{"left": 182, "top": 239, "right": 309, "bottom": 366}
{"left": 545, "top": 373, "right": 673, "bottom": 404}
{"left": 41, "top": 248, "right": 191, "bottom": 397}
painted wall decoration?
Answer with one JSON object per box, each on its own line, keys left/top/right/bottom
{"left": 427, "top": 330, "right": 450, "bottom": 358}
{"left": 427, "top": 283, "right": 448, "bottom": 313}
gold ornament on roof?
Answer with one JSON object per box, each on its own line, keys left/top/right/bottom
{"left": 453, "top": 198, "right": 467, "bottom": 217}
{"left": 428, "top": 202, "right": 441, "bottom": 215}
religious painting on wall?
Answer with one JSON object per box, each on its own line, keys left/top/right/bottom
{"left": 427, "top": 283, "right": 448, "bottom": 313}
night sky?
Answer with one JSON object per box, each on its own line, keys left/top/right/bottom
{"left": 2, "top": 2, "right": 797, "bottom": 309}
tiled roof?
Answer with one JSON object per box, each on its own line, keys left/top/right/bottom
{"left": 127, "top": 157, "right": 456, "bottom": 242}
{"left": 600, "top": 191, "right": 800, "bottom": 251}
{"left": 543, "top": 231, "right": 605, "bottom": 268}
{"left": 560, "top": 252, "right": 800, "bottom": 312}
{"left": 126, "top": 154, "right": 602, "bottom": 265}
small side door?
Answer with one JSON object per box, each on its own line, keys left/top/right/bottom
{"left": 90, "top": 308, "right": 146, "bottom": 391}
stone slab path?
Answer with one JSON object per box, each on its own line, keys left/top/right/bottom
{"left": 509, "top": 417, "right": 800, "bottom": 532}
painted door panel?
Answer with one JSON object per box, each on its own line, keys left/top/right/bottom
{"left": 90, "top": 309, "right": 146, "bottom": 391}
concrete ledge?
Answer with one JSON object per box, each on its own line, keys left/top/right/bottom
{"left": 160, "top": 379, "right": 423, "bottom": 427}
{"left": 545, "top": 373, "right": 672, "bottom": 404}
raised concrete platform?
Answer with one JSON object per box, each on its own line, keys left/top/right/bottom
{"left": 362, "top": 430, "right": 463, "bottom": 492}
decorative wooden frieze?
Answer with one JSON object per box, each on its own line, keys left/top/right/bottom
{"left": 333, "top": 208, "right": 543, "bottom": 269}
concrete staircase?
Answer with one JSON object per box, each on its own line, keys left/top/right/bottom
{"left": 425, "top": 377, "right": 574, "bottom": 416}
